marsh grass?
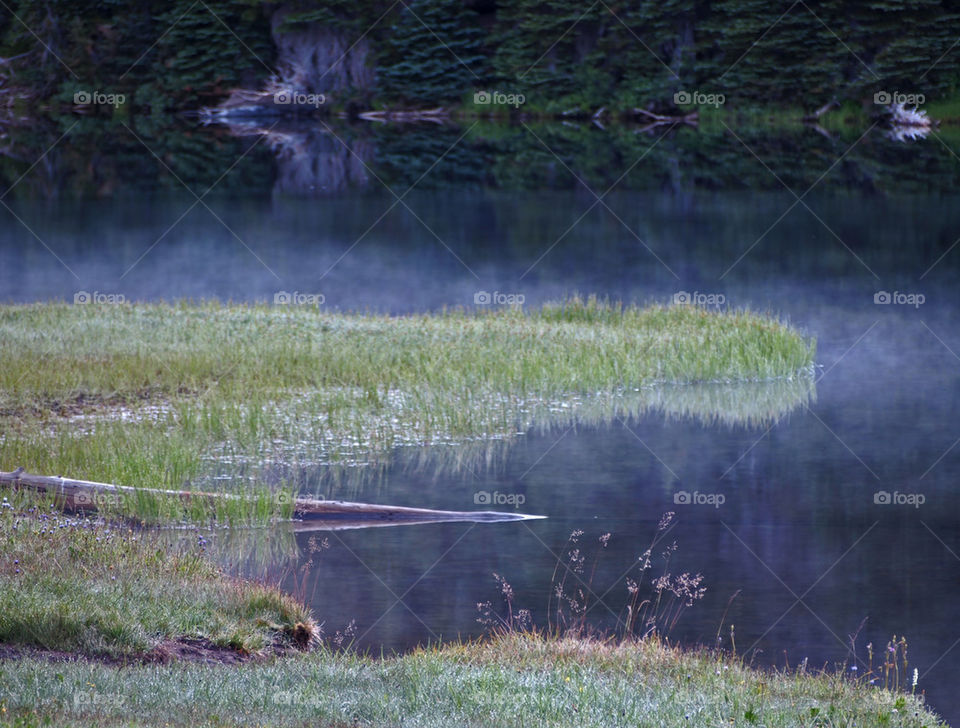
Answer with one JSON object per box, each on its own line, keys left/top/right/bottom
{"left": 0, "top": 300, "right": 817, "bottom": 434}
{"left": 850, "top": 630, "right": 917, "bottom": 694}
{"left": 0, "top": 499, "right": 944, "bottom": 727}
{"left": 0, "top": 299, "right": 815, "bottom": 404}
{"left": 479, "top": 513, "right": 705, "bottom": 642}
{"left": 467, "top": 520, "right": 943, "bottom": 728}
{"left": 0, "top": 299, "right": 815, "bottom": 524}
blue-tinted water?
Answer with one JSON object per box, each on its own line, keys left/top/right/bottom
{"left": 3, "top": 119, "right": 958, "bottom": 721}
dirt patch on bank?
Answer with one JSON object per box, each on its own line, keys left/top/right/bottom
{"left": 0, "top": 636, "right": 306, "bottom": 667}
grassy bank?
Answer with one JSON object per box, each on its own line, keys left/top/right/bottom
{"left": 0, "top": 632, "right": 944, "bottom": 727}
{"left": 0, "top": 299, "right": 815, "bottom": 522}
{"left": 0, "top": 488, "right": 944, "bottom": 727}
{"left": 0, "top": 499, "right": 314, "bottom": 658}
{"left": 0, "top": 300, "right": 942, "bottom": 727}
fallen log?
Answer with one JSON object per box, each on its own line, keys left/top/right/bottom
{"left": 287, "top": 514, "right": 528, "bottom": 532}
{"left": 0, "top": 468, "right": 544, "bottom": 524}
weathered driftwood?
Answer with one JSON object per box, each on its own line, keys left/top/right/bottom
{"left": 804, "top": 123, "right": 833, "bottom": 140}
{"left": 632, "top": 108, "right": 699, "bottom": 127}
{"left": 356, "top": 107, "right": 448, "bottom": 124}
{"left": 0, "top": 468, "right": 544, "bottom": 523}
{"left": 802, "top": 99, "right": 838, "bottom": 123}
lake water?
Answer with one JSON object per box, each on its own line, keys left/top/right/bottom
{"left": 2, "top": 118, "right": 959, "bottom": 722}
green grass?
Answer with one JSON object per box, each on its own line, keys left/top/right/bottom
{"left": 0, "top": 300, "right": 942, "bottom": 727}
{"left": 922, "top": 98, "right": 960, "bottom": 123}
{"left": 0, "top": 298, "right": 815, "bottom": 523}
{"left": 0, "top": 500, "right": 315, "bottom": 658}
{"left": 0, "top": 497, "right": 943, "bottom": 728}
{"left": 0, "top": 298, "right": 814, "bottom": 402}
{"left": 0, "top": 634, "right": 945, "bottom": 727}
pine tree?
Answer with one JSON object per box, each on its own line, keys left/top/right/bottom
{"left": 489, "top": 0, "right": 616, "bottom": 111}
{"left": 2, "top": 0, "right": 960, "bottom": 111}
{"left": 854, "top": 0, "right": 960, "bottom": 101}
{"left": 145, "top": 0, "right": 274, "bottom": 109}
{"left": 377, "top": 0, "right": 486, "bottom": 105}
{"left": 697, "top": 0, "right": 854, "bottom": 106}
{"left": 602, "top": 0, "right": 707, "bottom": 109}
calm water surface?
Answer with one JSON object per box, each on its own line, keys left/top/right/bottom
{"left": 2, "top": 120, "right": 958, "bottom": 722}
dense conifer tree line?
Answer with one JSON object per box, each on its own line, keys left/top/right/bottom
{"left": 0, "top": 0, "right": 956, "bottom": 110}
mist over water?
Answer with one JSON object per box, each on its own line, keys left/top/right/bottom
{"left": 4, "top": 120, "right": 960, "bottom": 721}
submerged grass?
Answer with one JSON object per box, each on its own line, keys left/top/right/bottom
{"left": 0, "top": 298, "right": 815, "bottom": 523}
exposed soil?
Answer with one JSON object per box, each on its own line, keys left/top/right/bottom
{"left": 0, "top": 635, "right": 306, "bottom": 667}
